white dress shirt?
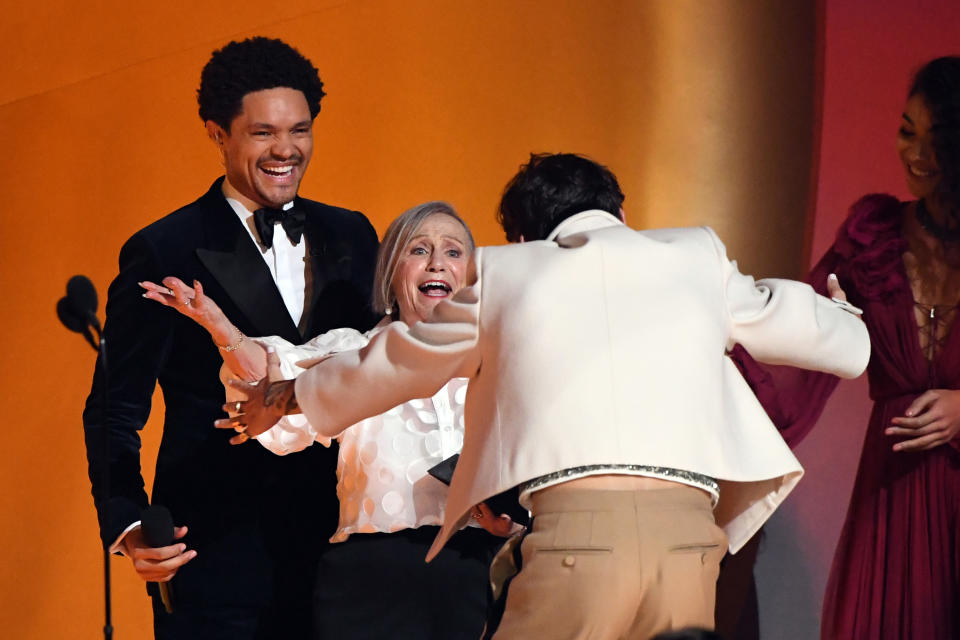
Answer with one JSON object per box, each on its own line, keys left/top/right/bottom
{"left": 225, "top": 197, "right": 308, "bottom": 327}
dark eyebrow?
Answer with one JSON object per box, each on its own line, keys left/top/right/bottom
{"left": 248, "top": 120, "right": 312, "bottom": 130}
{"left": 902, "top": 113, "right": 914, "bottom": 125}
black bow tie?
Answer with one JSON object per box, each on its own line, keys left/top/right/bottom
{"left": 253, "top": 206, "right": 305, "bottom": 249}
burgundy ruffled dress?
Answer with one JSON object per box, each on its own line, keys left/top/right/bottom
{"left": 736, "top": 194, "right": 960, "bottom": 639}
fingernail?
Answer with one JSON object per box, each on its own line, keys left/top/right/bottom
{"left": 828, "top": 273, "right": 838, "bottom": 280}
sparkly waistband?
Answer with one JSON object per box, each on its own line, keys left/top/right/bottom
{"left": 519, "top": 465, "right": 719, "bottom": 506}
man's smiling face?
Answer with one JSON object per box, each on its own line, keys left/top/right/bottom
{"left": 213, "top": 86, "right": 314, "bottom": 210}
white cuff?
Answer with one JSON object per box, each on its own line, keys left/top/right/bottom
{"left": 831, "top": 297, "right": 864, "bottom": 316}
{"left": 109, "top": 521, "right": 141, "bottom": 556}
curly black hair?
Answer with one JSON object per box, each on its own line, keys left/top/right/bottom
{"left": 497, "top": 153, "right": 625, "bottom": 242}
{"left": 909, "top": 56, "right": 960, "bottom": 213}
{"left": 197, "top": 37, "right": 326, "bottom": 130}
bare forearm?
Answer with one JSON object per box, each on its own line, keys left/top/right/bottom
{"left": 265, "top": 379, "right": 301, "bottom": 415}
{"left": 212, "top": 326, "right": 267, "bottom": 381}
{"left": 140, "top": 276, "right": 268, "bottom": 381}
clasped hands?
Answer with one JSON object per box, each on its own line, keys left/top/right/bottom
{"left": 216, "top": 348, "right": 300, "bottom": 444}
{"left": 827, "top": 275, "right": 960, "bottom": 452}
{"left": 887, "top": 389, "right": 960, "bottom": 452}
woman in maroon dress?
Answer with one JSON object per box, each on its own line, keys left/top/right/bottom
{"left": 737, "top": 56, "right": 960, "bottom": 639}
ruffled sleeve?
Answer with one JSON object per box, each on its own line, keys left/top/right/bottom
{"left": 732, "top": 194, "right": 903, "bottom": 446}
{"left": 831, "top": 194, "right": 907, "bottom": 303}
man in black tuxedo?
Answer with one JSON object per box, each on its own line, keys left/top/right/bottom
{"left": 82, "top": 37, "right": 379, "bottom": 639}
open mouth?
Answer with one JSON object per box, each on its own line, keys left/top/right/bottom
{"left": 260, "top": 165, "right": 296, "bottom": 178}
{"left": 418, "top": 280, "right": 452, "bottom": 297}
{"left": 908, "top": 164, "right": 937, "bottom": 178}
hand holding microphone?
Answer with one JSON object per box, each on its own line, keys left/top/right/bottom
{"left": 126, "top": 506, "right": 196, "bottom": 614}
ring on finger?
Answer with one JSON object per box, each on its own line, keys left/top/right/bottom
{"left": 233, "top": 401, "right": 242, "bottom": 413}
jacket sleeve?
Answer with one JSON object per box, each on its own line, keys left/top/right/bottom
{"left": 82, "top": 231, "right": 175, "bottom": 549}
{"left": 727, "top": 243, "right": 854, "bottom": 446}
{"left": 706, "top": 226, "right": 869, "bottom": 380}
{"left": 294, "top": 257, "right": 483, "bottom": 439}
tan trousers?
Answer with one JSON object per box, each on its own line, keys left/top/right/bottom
{"left": 491, "top": 486, "right": 727, "bottom": 640}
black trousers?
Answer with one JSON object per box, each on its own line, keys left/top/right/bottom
{"left": 313, "top": 526, "right": 502, "bottom": 640}
{"left": 152, "top": 598, "right": 308, "bottom": 640}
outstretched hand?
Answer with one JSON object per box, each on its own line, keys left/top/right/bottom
{"left": 826, "top": 273, "right": 864, "bottom": 319}
{"left": 140, "top": 278, "right": 228, "bottom": 333}
{"left": 215, "top": 348, "right": 299, "bottom": 444}
{"left": 887, "top": 389, "right": 960, "bottom": 452}
{"left": 826, "top": 273, "right": 846, "bottom": 301}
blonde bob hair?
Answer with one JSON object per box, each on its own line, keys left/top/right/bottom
{"left": 372, "top": 201, "right": 475, "bottom": 316}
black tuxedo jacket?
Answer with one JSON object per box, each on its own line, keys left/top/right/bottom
{"left": 83, "top": 178, "right": 379, "bottom": 622}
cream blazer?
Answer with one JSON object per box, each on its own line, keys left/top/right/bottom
{"left": 295, "top": 211, "right": 871, "bottom": 557}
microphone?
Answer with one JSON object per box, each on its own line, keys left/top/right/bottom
{"left": 66, "top": 275, "right": 101, "bottom": 331}
{"left": 56, "top": 297, "right": 90, "bottom": 334}
{"left": 141, "top": 505, "right": 175, "bottom": 614}
{"left": 56, "top": 275, "right": 100, "bottom": 351}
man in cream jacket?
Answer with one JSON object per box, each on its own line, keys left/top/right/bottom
{"left": 233, "top": 153, "right": 870, "bottom": 638}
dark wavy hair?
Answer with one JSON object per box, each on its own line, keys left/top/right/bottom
{"left": 197, "top": 37, "right": 326, "bottom": 130}
{"left": 497, "top": 153, "right": 625, "bottom": 242}
{"left": 909, "top": 56, "right": 960, "bottom": 213}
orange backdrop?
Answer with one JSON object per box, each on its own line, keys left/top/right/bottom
{"left": 1, "top": 1, "right": 818, "bottom": 637}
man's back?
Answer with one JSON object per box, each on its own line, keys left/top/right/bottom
{"left": 428, "top": 211, "right": 867, "bottom": 558}
{"left": 287, "top": 152, "right": 871, "bottom": 639}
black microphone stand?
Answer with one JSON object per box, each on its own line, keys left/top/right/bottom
{"left": 60, "top": 295, "right": 112, "bottom": 639}
{"left": 96, "top": 329, "right": 112, "bottom": 640}
{"left": 82, "top": 319, "right": 112, "bottom": 640}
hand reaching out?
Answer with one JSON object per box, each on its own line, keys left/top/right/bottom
{"left": 140, "top": 277, "right": 236, "bottom": 345}
{"left": 827, "top": 273, "right": 864, "bottom": 319}
{"left": 826, "top": 273, "right": 846, "bottom": 301}
{"left": 215, "top": 348, "right": 298, "bottom": 444}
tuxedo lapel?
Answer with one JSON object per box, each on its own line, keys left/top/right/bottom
{"left": 194, "top": 179, "right": 301, "bottom": 344}
{"left": 300, "top": 199, "right": 356, "bottom": 338}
